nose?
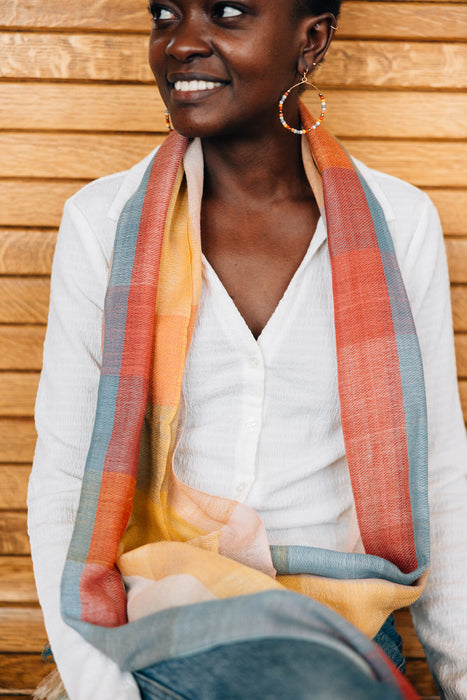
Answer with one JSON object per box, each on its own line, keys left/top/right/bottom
{"left": 166, "top": 14, "right": 212, "bottom": 62}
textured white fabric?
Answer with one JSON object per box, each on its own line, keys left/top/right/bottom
{"left": 28, "top": 141, "right": 467, "bottom": 699}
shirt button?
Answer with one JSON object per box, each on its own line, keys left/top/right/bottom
{"left": 236, "top": 482, "right": 246, "bottom": 493}
{"left": 249, "top": 356, "right": 260, "bottom": 368}
{"left": 246, "top": 419, "right": 257, "bottom": 429}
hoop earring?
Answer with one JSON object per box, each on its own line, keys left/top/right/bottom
{"left": 279, "top": 69, "right": 326, "bottom": 135}
{"left": 165, "top": 109, "right": 173, "bottom": 132}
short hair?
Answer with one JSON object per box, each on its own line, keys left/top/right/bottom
{"left": 294, "top": 0, "right": 342, "bottom": 19}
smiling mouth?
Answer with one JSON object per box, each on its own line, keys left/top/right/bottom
{"left": 172, "top": 79, "right": 225, "bottom": 92}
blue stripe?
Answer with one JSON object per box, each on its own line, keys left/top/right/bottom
{"left": 63, "top": 158, "right": 156, "bottom": 596}
{"left": 270, "top": 544, "right": 427, "bottom": 585}
{"left": 355, "top": 166, "right": 429, "bottom": 570}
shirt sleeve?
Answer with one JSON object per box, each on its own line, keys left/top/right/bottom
{"left": 27, "top": 196, "right": 141, "bottom": 700}
{"left": 404, "top": 195, "right": 467, "bottom": 699}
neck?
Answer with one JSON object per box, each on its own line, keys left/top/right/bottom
{"left": 201, "top": 122, "right": 311, "bottom": 205}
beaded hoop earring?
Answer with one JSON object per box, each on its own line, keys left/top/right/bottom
{"left": 165, "top": 109, "right": 173, "bottom": 131}
{"left": 279, "top": 69, "right": 326, "bottom": 135}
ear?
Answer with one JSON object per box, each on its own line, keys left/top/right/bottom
{"left": 297, "top": 13, "right": 337, "bottom": 74}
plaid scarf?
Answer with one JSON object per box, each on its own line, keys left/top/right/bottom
{"left": 61, "top": 104, "right": 428, "bottom": 694}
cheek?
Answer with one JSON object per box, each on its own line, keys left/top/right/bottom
{"left": 148, "top": 37, "right": 165, "bottom": 82}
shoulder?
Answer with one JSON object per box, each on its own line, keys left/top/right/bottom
{"left": 352, "top": 159, "right": 446, "bottom": 313}
{"left": 353, "top": 158, "right": 441, "bottom": 259}
{"left": 353, "top": 158, "right": 438, "bottom": 231}
{"left": 59, "top": 147, "right": 159, "bottom": 260}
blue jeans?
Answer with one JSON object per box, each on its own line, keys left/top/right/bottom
{"left": 134, "top": 631, "right": 406, "bottom": 699}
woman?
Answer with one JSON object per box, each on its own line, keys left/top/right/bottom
{"left": 28, "top": 1, "right": 467, "bottom": 698}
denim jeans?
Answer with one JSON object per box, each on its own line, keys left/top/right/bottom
{"left": 134, "top": 632, "right": 406, "bottom": 699}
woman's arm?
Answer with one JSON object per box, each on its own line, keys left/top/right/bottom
{"left": 402, "top": 194, "right": 467, "bottom": 699}
{"left": 27, "top": 192, "right": 140, "bottom": 699}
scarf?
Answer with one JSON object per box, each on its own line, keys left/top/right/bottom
{"left": 61, "top": 104, "right": 429, "bottom": 691}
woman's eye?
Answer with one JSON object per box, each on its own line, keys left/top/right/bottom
{"left": 215, "top": 4, "right": 243, "bottom": 18}
{"left": 148, "top": 4, "right": 177, "bottom": 21}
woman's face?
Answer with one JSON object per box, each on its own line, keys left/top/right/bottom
{"left": 148, "top": 0, "right": 310, "bottom": 139}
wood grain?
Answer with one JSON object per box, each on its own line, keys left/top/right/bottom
{"left": 393, "top": 608, "right": 424, "bottom": 657}
{"left": 342, "top": 140, "right": 467, "bottom": 189}
{"left": 1, "top": 35, "right": 466, "bottom": 89}
{"left": 0, "top": 278, "right": 50, "bottom": 324}
{"left": 0, "top": 0, "right": 151, "bottom": 32}
{"left": 0, "top": 132, "right": 162, "bottom": 179}
{"left": 0, "top": 230, "right": 56, "bottom": 275}
{"left": 405, "top": 659, "right": 440, "bottom": 697}
{"left": 0, "top": 373, "right": 39, "bottom": 416}
{"left": 446, "top": 239, "right": 467, "bottom": 283}
{"left": 321, "top": 40, "right": 467, "bottom": 89}
{"left": 455, "top": 334, "right": 467, "bottom": 378}
{"left": 0, "top": 419, "right": 36, "bottom": 463}
{"left": 338, "top": 2, "right": 467, "bottom": 41}
{"left": 0, "top": 513, "right": 29, "bottom": 555}
{"left": 451, "top": 286, "right": 467, "bottom": 333}
{"left": 0, "top": 326, "right": 46, "bottom": 370}
{"left": 0, "top": 608, "right": 46, "bottom": 653}
{"left": 3, "top": 133, "right": 467, "bottom": 187}
{"left": 0, "top": 557, "right": 37, "bottom": 604}
{"left": 0, "top": 653, "right": 50, "bottom": 690}
{"left": 3, "top": 83, "right": 467, "bottom": 140}
{"left": 0, "top": 466, "right": 30, "bottom": 509}
{"left": 458, "top": 380, "right": 467, "bottom": 420}
{"left": 0, "top": 180, "right": 86, "bottom": 228}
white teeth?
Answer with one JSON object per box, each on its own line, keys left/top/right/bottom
{"left": 173, "top": 80, "right": 223, "bottom": 92}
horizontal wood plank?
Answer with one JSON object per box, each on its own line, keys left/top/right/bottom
{"left": 1, "top": 35, "right": 465, "bottom": 89}
{"left": 2, "top": 133, "right": 466, "bottom": 187}
{"left": 2, "top": 83, "right": 467, "bottom": 140}
{"left": 0, "top": 419, "right": 36, "bottom": 463}
{"left": 0, "top": 133, "right": 161, "bottom": 180}
{"left": 0, "top": 653, "right": 50, "bottom": 691}
{"left": 338, "top": 2, "right": 467, "bottom": 41}
{"left": 0, "top": 327, "right": 46, "bottom": 370}
{"left": 455, "top": 334, "right": 467, "bottom": 378}
{"left": 322, "top": 40, "right": 467, "bottom": 90}
{"left": 446, "top": 239, "right": 467, "bottom": 283}
{"left": 0, "top": 608, "right": 46, "bottom": 653}
{"left": 0, "top": 557, "right": 37, "bottom": 604}
{"left": 451, "top": 286, "right": 467, "bottom": 332}
{"left": 405, "top": 659, "right": 439, "bottom": 697}
{"left": 1, "top": 0, "right": 465, "bottom": 42}
{"left": 458, "top": 380, "right": 467, "bottom": 420}
{"left": 0, "top": 230, "right": 56, "bottom": 276}
{"left": 0, "top": 512, "right": 29, "bottom": 555}
{"left": 393, "top": 607, "right": 424, "bottom": 658}
{"left": 0, "top": 373, "right": 39, "bottom": 417}
{"left": 0, "top": 466, "right": 30, "bottom": 509}
{"left": 0, "top": 180, "right": 84, "bottom": 228}
{"left": 0, "top": 0, "right": 151, "bottom": 32}
{"left": 0, "top": 279, "right": 50, "bottom": 323}
{"left": 342, "top": 140, "right": 467, "bottom": 189}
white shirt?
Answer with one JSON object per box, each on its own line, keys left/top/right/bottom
{"left": 28, "top": 141, "right": 467, "bottom": 699}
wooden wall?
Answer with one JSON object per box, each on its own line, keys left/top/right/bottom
{"left": 0, "top": 1, "right": 466, "bottom": 696}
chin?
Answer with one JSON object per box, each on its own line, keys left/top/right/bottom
{"left": 170, "top": 119, "right": 226, "bottom": 140}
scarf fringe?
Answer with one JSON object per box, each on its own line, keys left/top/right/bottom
{"left": 33, "top": 668, "right": 68, "bottom": 700}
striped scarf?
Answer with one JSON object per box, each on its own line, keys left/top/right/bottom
{"left": 61, "top": 104, "right": 428, "bottom": 694}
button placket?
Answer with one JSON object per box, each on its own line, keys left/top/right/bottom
{"left": 234, "top": 350, "right": 265, "bottom": 499}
